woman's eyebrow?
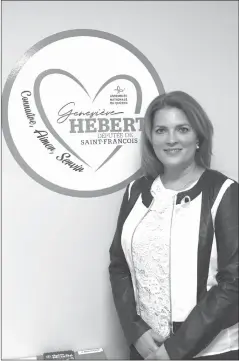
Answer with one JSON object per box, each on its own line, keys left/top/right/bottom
{"left": 177, "top": 123, "right": 191, "bottom": 126}
{"left": 154, "top": 123, "right": 191, "bottom": 127}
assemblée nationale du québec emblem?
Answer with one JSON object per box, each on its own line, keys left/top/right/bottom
{"left": 3, "top": 30, "right": 164, "bottom": 197}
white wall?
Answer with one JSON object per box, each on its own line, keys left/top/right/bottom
{"left": 2, "top": 1, "right": 238, "bottom": 359}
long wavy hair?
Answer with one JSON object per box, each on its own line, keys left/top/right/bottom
{"left": 140, "top": 91, "right": 214, "bottom": 178}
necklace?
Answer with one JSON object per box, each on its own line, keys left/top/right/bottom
{"left": 175, "top": 177, "right": 198, "bottom": 191}
{"left": 161, "top": 167, "right": 202, "bottom": 191}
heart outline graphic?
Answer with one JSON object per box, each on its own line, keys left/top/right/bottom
{"left": 2, "top": 29, "right": 165, "bottom": 197}
{"left": 34, "top": 69, "right": 142, "bottom": 171}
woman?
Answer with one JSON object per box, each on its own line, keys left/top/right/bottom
{"left": 109, "top": 91, "right": 238, "bottom": 360}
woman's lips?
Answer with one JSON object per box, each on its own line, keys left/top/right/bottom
{"left": 164, "top": 148, "right": 182, "bottom": 155}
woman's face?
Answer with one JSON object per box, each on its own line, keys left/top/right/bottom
{"left": 151, "top": 107, "right": 198, "bottom": 169}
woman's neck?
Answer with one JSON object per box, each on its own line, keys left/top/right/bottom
{"left": 162, "top": 162, "right": 198, "bottom": 183}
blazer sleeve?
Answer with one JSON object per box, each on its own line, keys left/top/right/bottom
{"left": 164, "top": 181, "right": 239, "bottom": 360}
{"left": 108, "top": 185, "right": 150, "bottom": 346}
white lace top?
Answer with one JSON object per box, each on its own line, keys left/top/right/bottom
{"left": 132, "top": 176, "right": 197, "bottom": 338}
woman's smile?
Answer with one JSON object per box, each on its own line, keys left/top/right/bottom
{"left": 164, "top": 148, "right": 183, "bottom": 155}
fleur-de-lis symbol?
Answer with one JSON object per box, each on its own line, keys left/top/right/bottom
{"left": 114, "top": 85, "right": 125, "bottom": 94}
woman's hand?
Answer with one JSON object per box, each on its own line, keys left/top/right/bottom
{"left": 146, "top": 344, "right": 170, "bottom": 360}
{"left": 134, "top": 329, "right": 165, "bottom": 359}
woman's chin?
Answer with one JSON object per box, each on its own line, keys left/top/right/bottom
{"left": 160, "top": 158, "right": 184, "bottom": 167}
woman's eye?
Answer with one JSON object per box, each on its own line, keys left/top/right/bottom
{"left": 178, "top": 127, "right": 190, "bottom": 133}
{"left": 155, "top": 128, "right": 166, "bottom": 134}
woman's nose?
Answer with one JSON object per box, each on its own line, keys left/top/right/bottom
{"left": 166, "top": 130, "right": 178, "bottom": 144}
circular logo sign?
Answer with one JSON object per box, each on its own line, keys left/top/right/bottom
{"left": 3, "top": 30, "right": 164, "bottom": 197}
